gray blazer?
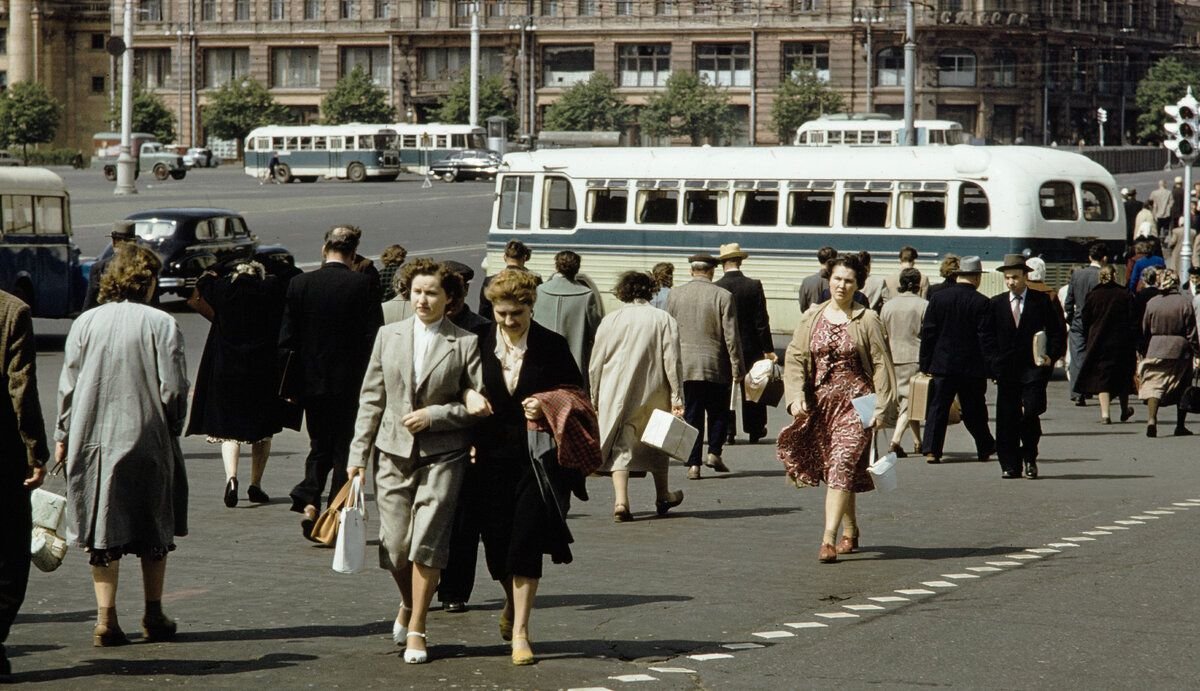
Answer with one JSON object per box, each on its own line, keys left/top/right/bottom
{"left": 666, "top": 276, "right": 743, "bottom": 384}
{"left": 880, "top": 292, "right": 928, "bottom": 365}
{"left": 798, "top": 272, "right": 827, "bottom": 313}
{"left": 348, "top": 317, "right": 484, "bottom": 468}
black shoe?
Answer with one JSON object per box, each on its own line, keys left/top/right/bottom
{"left": 978, "top": 444, "right": 996, "bottom": 462}
{"left": 246, "top": 485, "right": 270, "bottom": 504}
{"left": 888, "top": 442, "right": 907, "bottom": 459}
{"left": 223, "top": 477, "right": 238, "bottom": 508}
{"left": 444, "top": 602, "right": 468, "bottom": 614}
{"left": 1024, "top": 461, "right": 1038, "bottom": 479}
{"left": 1001, "top": 470, "right": 1021, "bottom": 479}
{"left": 1175, "top": 426, "right": 1194, "bottom": 437}
{"left": 1120, "top": 406, "right": 1136, "bottom": 422}
{"left": 1075, "top": 398, "right": 1088, "bottom": 407}
{"left": 1147, "top": 424, "right": 1157, "bottom": 438}
{"left": 925, "top": 454, "right": 941, "bottom": 464}
{"left": 749, "top": 429, "right": 767, "bottom": 444}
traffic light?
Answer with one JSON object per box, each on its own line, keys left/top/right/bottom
{"left": 1165, "top": 89, "right": 1200, "bottom": 163}
{"left": 1097, "top": 107, "right": 1108, "bottom": 123}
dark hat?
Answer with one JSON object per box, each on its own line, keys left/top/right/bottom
{"left": 995, "top": 253, "right": 1032, "bottom": 273}
{"left": 687, "top": 253, "right": 719, "bottom": 266}
{"left": 1188, "top": 265, "right": 1200, "bottom": 277}
{"left": 111, "top": 220, "right": 136, "bottom": 240}
{"left": 954, "top": 255, "right": 984, "bottom": 275}
{"left": 443, "top": 259, "right": 475, "bottom": 283}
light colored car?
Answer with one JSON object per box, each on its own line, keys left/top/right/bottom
{"left": 187, "top": 147, "right": 219, "bottom": 168}
{"left": 0, "top": 150, "right": 24, "bottom": 167}
{"left": 428, "top": 149, "right": 502, "bottom": 182}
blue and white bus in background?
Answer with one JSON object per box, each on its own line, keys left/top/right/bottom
{"left": 794, "top": 116, "right": 967, "bottom": 146}
{"left": 0, "top": 167, "right": 84, "bottom": 317}
{"left": 244, "top": 125, "right": 402, "bottom": 183}
{"left": 487, "top": 146, "right": 1123, "bottom": 333}
{"left": 388, "top": 123, "right": 488, "bottom": 173}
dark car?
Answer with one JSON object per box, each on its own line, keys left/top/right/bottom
{"left": 429, "top": 149, "right": 501, "bottom": 183}
{"left": 99, "top": 208, "right": 293, "bottom": 297}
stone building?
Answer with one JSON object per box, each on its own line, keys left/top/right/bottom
{"left": 0, "top": 1, "right": 1191, "bottom": 151}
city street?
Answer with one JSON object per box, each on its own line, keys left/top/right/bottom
{"left": 5, "top": 166, "right": 1199, "bottom": 688}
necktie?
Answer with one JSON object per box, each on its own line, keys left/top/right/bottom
{"left": 1011, "top": 295, "right": 1021, "bottom": 327}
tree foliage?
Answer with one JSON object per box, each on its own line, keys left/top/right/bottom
{"left": 771, "top": 69, "right": 845, "bottom": 143}
{"left": 201, "top": 78, "right": 291, "bottom": 145}
{"left": 434, "top": 74, "right": 516, "bottom": 134}
{"left": 543, "top": 73, "right": 633, "bottom": 132}
{"left": 107, "top": 81, "right": 176, "bottom": 143}
{"left": 322, "top": 66, "right": 396, "bottom": 124}
{"left": 0, "top": 81, "right": 63, "bottom": 157}
{"left": 640, "top": 71, "right": 735, "bottom": 146}
{"left": 1135, "top": 56, "right": 1200, "bottom": 143}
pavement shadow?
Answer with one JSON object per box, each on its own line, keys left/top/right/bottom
{"left": 1035, "top": 457, "right": 1101, "bottom": 464}
{"left": 14, "top": 609, "right": 95, "bottom": 624}
{"left": 1037, "top": 474, "right": 1154, "bottom": 480}
{"left": 533, "top": 593, "right": 693, "bottom": 611}
{"left": 431, "top": 637, "right": 726, "bottom": 663}
{"left": 861, "top": 545, "right": 1021, "bottom": 561}
{"left": 11, "top": 652, "right": 318, "bottom": 682}
{"left": 172, "top": 621, "right": 388, "bottom": 644}
{"left": 671, "top": 506, "right": 803, "bottom": 521}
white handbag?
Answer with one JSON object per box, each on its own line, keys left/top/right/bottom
{"left": 331, "top": 476, "right": 367, "bottom": 575}
{"left": 30, "top": 488, "right": 69, "bottom": 572}
{"left": 866, "top": 435, "right": 899, "bottom": 492}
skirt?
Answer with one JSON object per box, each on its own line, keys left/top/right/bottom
{"left": 374, "top": 449, "right": 468, "bottom": 570}
{"left": 1137, "top": 358, "right": 1193, "bottom": 406}
{"left": 894, "top": 362, "right": 919, "bottom": 415}
{"left": 599, "top": 423, "right": 669, "bottom": 474}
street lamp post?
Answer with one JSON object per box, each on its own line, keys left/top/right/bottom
{"left": 903, "top": 0, "right": 916, "bottom": 146}
{"left": 115, "top": 0, "right": 137, "bottom": 195}
{"left": 853, "top": 4, "right": 887, "bottom": 113}
{"left": 176, "top": 28, "right": 184, "bottom": 145}
{"left": 469, "top": 1, "right": 480, "bottom": 127}
{"left": 509, "top": 16, "right": 537, "bottom": 141}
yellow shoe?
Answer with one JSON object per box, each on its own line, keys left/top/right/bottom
{"left": 499, "top": 611, "right": 513, "bottom": 642}
{"left": 511, "top": 635, "right": 535, "bottom": 666}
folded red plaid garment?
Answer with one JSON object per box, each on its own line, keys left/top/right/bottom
{"left": 526, "top": 387, "right": 602, "bottom": 475}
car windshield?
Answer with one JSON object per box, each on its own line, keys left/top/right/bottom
{"left": 133, "top": 219, "right": 177, "bottom": 240}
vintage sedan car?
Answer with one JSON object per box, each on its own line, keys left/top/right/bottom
{"left": 98, "top": 208, "right": 293, "bottom": 297}
{"left": 428, "top": 149, "right": 501, "bottom": 182}
{"left": 0, "top": 150, "right": 24, "bottom": 166}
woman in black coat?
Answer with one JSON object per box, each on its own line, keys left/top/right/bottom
{"left": 187, "top": 261, "right": 287, "bottom": 506}
{"left": 1074, "top": 265, "right": 1137, "bottom": 424}
{"left": 474, "top": 269, "right": 583, "bottom": 666}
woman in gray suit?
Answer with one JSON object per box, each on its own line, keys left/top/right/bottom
{"left": 879, "top": 268, "right": 928, "bottom": 456}
{"left": 347, "top": 259, "right": 489, "bottom": 664}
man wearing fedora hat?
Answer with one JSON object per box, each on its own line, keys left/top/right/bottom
{"left": 918, "top": 255, "right": 996, "bottom": 464}
{"left": 988, "top": 254, "right": 1067, "bottom": 479}
{"left": 715, "top": 243, "right": 774, "bottom": 443}
{"left": 667, "top": 253, "right": 743, "bottom": 478}
{"left": 83, "top": 221, "right": 140, "bottom": 311}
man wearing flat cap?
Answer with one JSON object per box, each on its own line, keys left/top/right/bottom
{"left": 443, "top": 260, "right": 493, "bottom": 338}
{"left": 918, "top": 255, "right": 996, "bottom": 464}
{"left": 988, "top": 254, "right": 1067, "bottom": 479}
{"left": 667, "top": 253, "right": 743, "bottom": 479}
{"left": 82, "top": 221, "right": 139, "bottom": 311}
{"left": 715, "top": 243, "right": 774, "bottom": 443}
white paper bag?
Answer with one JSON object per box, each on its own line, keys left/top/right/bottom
{"left": 1032, "top": 330, "right": 1048, "bottom": 365}
{"left": 850, "top": 393, "right": 877, "bottom": 429}
{"left": 31, "top": 488, "right": 67, "bottom": 534}
{"left": 866, "top": 436, "right": 898, "bottom": 492}
{"left": 332, "top": 477, "right": 367, "bottom": 575}
{"left": 640, "top": 409, "right": 700, "bottom": 462}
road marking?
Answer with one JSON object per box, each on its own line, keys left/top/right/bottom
{"left": 941, "top": 573, "right": 980, "bottom": 579}
{"left": 868, "top": 596, "right": 911, "bottom": 603}
{"left": 985, "top": 561, "right": 1025, "bottom": 567}
{"left": 751, "top": 631, "right": 796, "bottom": 639}
{"left": 843, "top": 604, "right": 886, "bottom": 611}
{"left": 1143, "top": 510, "right": 1173, "bottom": 515}
{"left": 965, "top": 566, "right": 1003, "bottom": 573}
{"left": 724, "top": 642, "right": 767, "bottom": 649}
{"left": 1047, "top": 543, "right": 1081, "bottom": 548}
{"left": 896, "top": 589, "right": 937, "bottom": 595}
{"left": 609, "top": 674, "right": 657, "bottom": 683}
{"left": 814, "top": 612, "right": 860, "bottom": 619}
{"left": 688, "top": 653, "right": 735, "bottom": 661}
{"left": 784, "top": 622, "right": 829, "bottom": 629}
{"left": 1061, "top": 537, "right": 1095, "bottom": 542}
{"left": 1172, "top": 502, "right": 1200, "bottom": 507}
{"left": 569, "top": 687, "right": 614, "bottom": 691}
{"left": 1026, "top": 548, "right": 1060, "bottom": 554}
{"left": 1113, "top": 520, "right": 1144, "bottom": 525}
{"left": 1096, "top": 526, "right": 1129, "bottom": 530}
{"left": 1129, "top": 515, "right": 1160, "bottom": 520}
{"left": 1081, "top": 531, "right": 1112, "bottom": 535}
{"left": 1005, "top": 554, "right": 1041, "bottom": 559}
{"left": 921, "top": 581, "right": 958, "bottom": 588}
{"left": 648, "top": 667, "right": 696, "bottom": 674}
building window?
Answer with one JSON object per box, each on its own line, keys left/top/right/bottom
{"left": 578, "top": 0, "right": 597, "bottom": 16}
{"left": 793, "top": 0, "right": 822, "bottom": 10}
{"left": 541, "top": 1, "right": 558, "bottom": 16}
{"left": 91, "top": 32, "right": 105, "bottom": 50}
{"left": 92, "top": 76, "right": 106, "bottom": 93}
{"left": 374, "top": 0, "right": 391, "bottom": 18}
{"left": 876, "top": 47, "right": 904, "bottom": 86}
{"left": 341, "top": 46, "right": 390, "bottom": 86}
{"left": 619, "top": 44, "right": 671, "bottom": 87}
{"left": 271, "top": 0, "right": 286, "bottom": 19}
{"left": 695, "top": 44, "right": 750, "bottom": 87}
{"left": 340, "top": 0, "right": 357, "bottom": 19}
{"left": 235, "top": 0, "right": 250, "bottom": 21}
{"left": 0, "top": 71, "right": 6, "bottom": 92}
{"left": 455, "top": 1, "right": 473, "bottom": 18}
{"left": 420, "top": 47, "right": 504, "bottom": 82}
{"left": 201, "top": 0, "right": 216, "bottom": 21}
{"left": 616, "top": 0, "right": 633, "bottom": 15}
{"left": 656, "top": 1, "right": 676, "bottom": 15}
{"left": 543, "top": 45, "right": 594, "bottom": 87}
{"left": 731, "top": 0, "right": 752, "bottom": 11}
{"left": 783, "top": 42, "right": 830, "bottom": 83}
{"left": 937, "top": 49, "right": 976, "bottom": 87}
{"left": 140, "top": 0, "right": 163, "bottom": 21}
{"left": 939, "top": 0, "right": 963, "bottom": 10}
{"left": 0, "top": 29, "right": 6, "bottom": 55}
{"left": 135, "top": 49, "right": 172, "bottom": 89}
{"left": 272, "top": 48, "right": 320, "bottom": 88}
{"left": 305, "top": 0, "right": 322, "bottom": 20}
{"left": 992, "top": 49, "right": 1016, "bottom": 88}
{"left": 205, "top": 48, "right": 250, "bottom": 88}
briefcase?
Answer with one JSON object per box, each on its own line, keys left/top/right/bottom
{"left": 908, "top": 373, "right": 932, "bottom": 421}
{"left": 759, "top": 378, "right": 785, "bottom": 408}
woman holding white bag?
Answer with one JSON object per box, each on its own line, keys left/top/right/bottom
{"left": 347, "top": 259, "right": 489, "bottom": 664}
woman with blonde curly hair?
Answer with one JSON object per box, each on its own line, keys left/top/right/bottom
{"left": 56, "top": 243, "right": 190, "bottom": 646}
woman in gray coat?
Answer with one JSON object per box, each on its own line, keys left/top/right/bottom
{"left": 56, "top": 244, "right": 190, "bottom": 647}
{"left": 347, "top": 259, "right": 488, "bottom": 664}
{"left": 1137, "top": 269, "right": 1199, "bottom": 437}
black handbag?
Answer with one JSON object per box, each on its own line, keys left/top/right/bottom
{"left": 1180, "top": 373, "right": 1200, "bottom": 414}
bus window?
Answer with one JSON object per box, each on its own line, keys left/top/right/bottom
{"left": 897, "top": 192, "right": 945, "bottom": 229}
{"left": 246, "top": 138, "right": 256, "bottom": 151}
{"left": 958, "top": 182, "right": 990, "bottom": 228}
{"left": 787, "top": 191, "right": 833, "bottom": 227}
{"left": 313, "top": 137, "right": 327, "bottom": 150}
{"left": 498, "top": 175, "right": 534, "bottom": 230}
{"left": 636, "top": 190, "right": 679, "bottom": 224}
{"left": 543, "top": 177, "right": 577, "bottom": 230}
{"left": 844, "top": 192, "right": 891, "bottom": 227}
{"left": 436, "top": 135, "right": 449, "bottom": 148}
{"left": 684, "top": 190, "right": 727, "bottom": 225}
{"left": 35, "top": 197, "right": 65, "bottom": 234}
{"left": 470, "top": 132, "right": 487, "bottom": 149}
{"left": 796, "top": 132, "right": 808, "bottom": 144}
{"left": 402, "top": 135, "right": 417, "bottom": 148}
{"left": 734, "top": 191, "right": 778, "bottom": 226}
{"left": 827, "top": 131, "right": 843, "bottom": 144}
{"left": 1039, "top": 181, "right": 1077, "bottom": 221}
{"left": 878, "top": 131, "right": 894, "bottom": 145}
{"left": 587, "top": 188, "right": 628, "bottom": 223}
{"left": 255, "top": 137, "right": 269, "bottom": 151}
{"left": 286, "top": 137, "right": 299, "bottom": 150}
{"left": 272, "top": 136, "right": 285, "bottom": 150}
{"left": 452, "top": 134, "right": 466, "bottom": 148}
{"left": 860, "top": 131, "right": 877, "bottom": 145}
{"left": 844, "top": 131, "right": 860, "bottom": 145}
{"left": 329, "top": 136, "right": 343, "bottom": 150}
{"left": 1082, "top": 183, "right": 1115, "bottom": 221}
{"left": 299, "top": 137, "right": 313, "bottom": 150}
{"left": 2, "top": 196, "right": 34, "bottom": 234}
{"left": 928, "top": 129, "right": 946, "bottom": 145}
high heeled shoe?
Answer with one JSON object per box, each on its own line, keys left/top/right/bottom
{"left": 223, "top": 477, "right": 238, "bottom": 508}
{"left": 392, "top": 606, "right": 410, "bottom": 646}
{"left": 835, "top": 533, "right": 859, "bottom": 555}
{"left": 403, "top": 632, "right": 428, "bottom": 664}
{"left": 499, "top": 611, "right": 513, "bottom": 642}
{"left": 511, "top": 634, "right": 535, "bottom": 666}
{"left": 93, "top": 623, "right": 130, "bottom": 647}
{"left": 818, "top": 543, "right": 838, "bottom": 563}
{"left": 612, "top": 503, "right": 633, "bottom": 523}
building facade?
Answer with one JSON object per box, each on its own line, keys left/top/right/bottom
{"left": 0, "top": 1, "right": 1190, "bottom": 151}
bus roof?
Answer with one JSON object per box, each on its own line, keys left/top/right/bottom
{"left": 0, "top": 166, "right": 67, "bottom": 192}
{"left": 500, "top": 146, "right": 1111, "bottom": 183}
{"left": 798, "top": 119, "right": 962, "bottom": 132}
{"left": 388, "top": 123, "right": 484, "bottom": 133}
{"left": 247, "top": 124, "right": 397, "bottom": 136}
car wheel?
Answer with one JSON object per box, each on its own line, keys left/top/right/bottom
{"left": 347, "top": 162, "right": 367, "bottom": 183}
{"left": 103, "top": 166, "right": 117, "bottom": 182}
{"left": 170, "top": 170, "right": 186, "bottom": 180}
{"left": 441, "top": 171, "right": 457, "bottom": 183}
{"left": 153, "top": 163, "right": 169, "bottom": 181}
{"left": 275, "top": 163, "right": 292, "bottom": 183}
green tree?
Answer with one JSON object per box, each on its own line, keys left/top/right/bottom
{"left": 543, "top": 72, "right": 633, "bottom": 132}
{"left": 434, "top": 74, "right": 516, "bottom": 134}
{"left": 322, "top": 66, "right": 396, "bottom": 124}
{"left": 771, "top": 69, "right": 845, "bottom": 143}
{"left": 107, "top": 81, "right": 176, "bottom": 143}
{"left": 1135, "top": 56, "right": 1200, "bottom": 143}
{"left": 201, "top": 78, "right": 291, "bottom": 154}
{"left": 640, "top": 71, "right": 735, "bottom": 146}
{"left": 0, "top": 81, "right": 63, "bottom": 158}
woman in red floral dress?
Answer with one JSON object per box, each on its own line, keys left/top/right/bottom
{"left": 779, "top": 255, "right": 897, "bottom": 563}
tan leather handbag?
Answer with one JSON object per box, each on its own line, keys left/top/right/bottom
{"left": 311, "top": 481, "right": 355, "bottom": 547}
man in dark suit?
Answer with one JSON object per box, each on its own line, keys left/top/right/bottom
{"left": 0, "top": 290, "right": 48, "bottom": 679}
{"left": 918, "top": 255, "right": 996, "bottom": 464}
{"left": 988, "top": 254, "right": 1067, "bottom": 479}
{"left": 1063, "top": 242, "right": 1107, "bottom": 404}
{"left": 715, "top": 243, "right": 774, "bottom": 443}
{"left": 279, "top": 225, "right": 384, "bottom": 539}
{"left": 798, "top": 246, "right": 837, "bottom": 313}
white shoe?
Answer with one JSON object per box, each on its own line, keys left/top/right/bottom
{"left": 404, "top": 632, "right": 428, "bottom": 664}
{"left": 392, "top": 619, "right": 407, "bottom": 646}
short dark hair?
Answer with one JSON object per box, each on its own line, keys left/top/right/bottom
{"left": 898, "top": 267, "right": 922, "bottom": 294}
{"left": 1087, "top": 242, "right": 1107, "bottom": 262}
{"left": 504, "top": 239, "right": 532, "bottom": 262}
{"left": 381, "top": 244, "right": 408, "bottom": 267}
{"left": 1134, "top": 239, "right": 1152, "bottom": 256}
{"left": 324, "top": 225, "right": 361, "bottom": 254}
{"left": 614, "top": 271, "right": 656, "bottom": 303}
{"left": 816, "top": 246, "right": 838, "bottom": 265}
{"left": 555, "top": 250, "right": 581, "bottom": 280}
{"left": 829, "top": 254, "right": 866, "bottom": 287}
{"left": 899, "top": 246, "right": 918, "bottom": 263}
{"left": 401, "top": 258, "right": 466, "bottom": 303}
{"left": 857, "top": 250, "right": 872, "bottom": 269}
{"left": 651, "top": 262, "right": 674, "bottom": 288}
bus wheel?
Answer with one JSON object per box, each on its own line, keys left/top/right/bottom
{"left": 169, "top": 170, "right": 186, "bottom": 180}
{"left": 103, "top": 166, "right": 117, "bottom": 182}
{"left": 153, "top": 163, "right": 170, "bottom": 181}
{"left": 441, "top": 171, "right": 457, "bottom": 183}
{"left": 347, "top": 162, "right": 367, "bottom": 182}
{"left": 274, "top": 164, "right": 292, "bottom": 183}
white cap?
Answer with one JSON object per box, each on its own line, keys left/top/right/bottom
{"left": 1120, "top": 187, "right": 1130, "bottom": 196}
{"left": 1025, "top": 256, "right": 1046, "bottom": 282}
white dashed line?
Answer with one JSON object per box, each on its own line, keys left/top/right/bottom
{"left": 687, "top": 653, "right": 734, "bottom": 661}
{"left": 1113, "top": 520, "right": 1144, "bottom": 525}
{"left": 1005, "top": 554, "right": 1041, "bottom": 559}
{"left": 751, "top": 631, "right": 796, "bottom": 639}
{"left": 941, "top": 573, "right": 980, "bottom": 579}
{"left": 648, "top": 667, "right": 696, "bottom": 674}
{"left": 895, "top": 589, "right": 937, "bottom": 595}
{"left": 609, "top": 674, "right": 657, "bottom": 683}
{"left": 1096, "top": 526, "right": 1129, "bottom": 530}
{"left": 1172, "top": 502, "right": 1200, "bottom": 507}
{"left": 1026, "top": 548, "right": 1060, "bottom": 554}
{"left": 985, "top": 561, "right": 1025, "bottom": 567}
{"left": 784, "top": 622, "right": 829, "bottom": 629}
{"left": 1081, "top": 531, "right": 1112, "bottom": 535}
{"left": 868, "top": 596, "right": 911, "bottom": 603}
{"left": 1046, "top": 543, "right": 1080, "bottom": 548}
{"left": 814, "top": 612, "right": 860, "bottom": 619}
{"left": 569, "top": 687, "right": 614, "bottom": 691}
{"left": 723, "top": 643, "right": 766, "bottom": 650}
{"left": 965, "top": 566, "right": 1003, "bottom": 573}
{"left": 1061, "top": 537, "right": 1095, "bottom": 542}
{"left": 1130, "top": 515, "right": 1160, "bottom": 520}
{"left": 1143, "top": 510, "right": 1173, "bottom": 515}
{"left": 843, "top": 604, "right": 886, "bottom": 611}
{"left": 921, "top": 581, "right": 958, "bottom": 588}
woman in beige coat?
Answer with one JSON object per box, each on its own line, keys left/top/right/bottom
{"left": 589, "top": 271, "right": 685, "bottom": 522}
{"left": 779, "top": 255, "right": 897, "bottom": 563}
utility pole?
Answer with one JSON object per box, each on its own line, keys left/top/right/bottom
{"left": 469, "top": 1, "right": 480, "bottom": 127}
{"left": 902, "top": 1, "right": 916, "bottom": 146}
{"left": 115, "top": 0, "right": 137, "bottom": 195}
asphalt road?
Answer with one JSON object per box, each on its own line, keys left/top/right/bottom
{"left": 6, "top": 166, "right": 1198, "bottom": 689}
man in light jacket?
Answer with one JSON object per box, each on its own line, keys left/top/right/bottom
{"left": 533, "top": 251, "right": 603, "bottom": 391}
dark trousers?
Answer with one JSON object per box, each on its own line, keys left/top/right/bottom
{"left": 438, "top": 462, "right": 486, "bottom": 604}
{"left": 727, "top": 399, "right": 768, "bottom": 441}
{"left": 290, "top": 393, "right": 357, "bottom": 512}
{"left": 921, "top": 375, "right": 994, "bottom": 458}
{"left": 684, "top": 380, "right": 731, "bottom": 466}
{"left": 0, "top": 485, "right": 32, "bottom": 647}
{"left": 1067, "top": 327, "right": 1088, "bottom": 401}
{"left": 995, "top": 378, "right": 1048, "bottom": 473}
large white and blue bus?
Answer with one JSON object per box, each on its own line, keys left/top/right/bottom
{"left": 0, "top": 167, "right": 84, "bottom": 317}
{"left": 388, "top": 123, "right": 488, "bottom": 173}
{"left": 244, "top": 125, "right": 402, "bottom": 183}
{"left": 486, "top": 146, "right": 1124, "bottom": 333}
{"left": 794, "top": 117, "right": 967, "bottom": 146}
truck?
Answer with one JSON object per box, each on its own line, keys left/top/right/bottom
{"left": 91, "top": 132, "right": 188, "bottom": 182}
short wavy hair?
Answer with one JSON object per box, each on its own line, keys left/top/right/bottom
{"left": 401, "top": 258, "right": 466, "bottom": 303}
{"left": 938, "top": 254, "right": 961, "bottom": 279}
{"left": 829, "top": 254, "right": 866, "bottom": 288}
{"left": 898, "top": 267, "right": 922, "bottom": 294}
{"left": 381, "top": 244, "right": 408, "bottom": 267}
{"left": 651, "top": 262, "right": 674, "bottom": 288}
{"left": 1097, "top": 264, "right": 1118, "bottom": 285}
{"left": 614, "top": 271, "right": 656, "bottom": 303}
{"left": 485, "top": 268, "right": 539, "bottom": 306}
{"left": 99, "top": 243, "right": 162, "bottom": 304}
